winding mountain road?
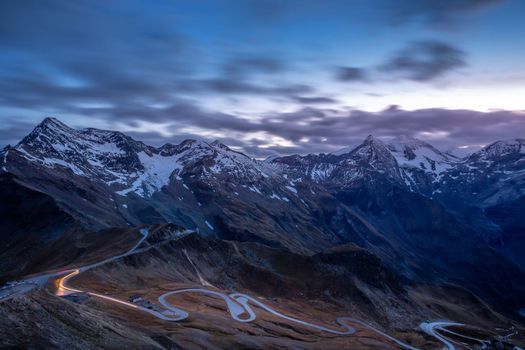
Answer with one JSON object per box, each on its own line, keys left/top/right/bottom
{"left": 55, "top": 229, "right": 420, "bottom": 348}
{"left": 420, "top": 321, "right": 463, "bottom": 350}
{"left": 59, "top": 269, "right": 186, "bottom": 321}
{"left": 55, "top": 228, "right": 191, "bottom": 321}
{"left": 0, "top": 228, "right": 153, "bottom": 302}
{"left": 159, "top": 288, "right": 358, "bottom": 334}
{"left": 158, "top": 288, "right": 427, "bottom": 349}
{"left": 419, "top": 321, "right": 492, "bottom": 350}
{"left": 1, "top": 228, "right": 486, "bottom": 350}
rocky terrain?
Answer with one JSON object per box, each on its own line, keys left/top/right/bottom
{"left": 1, "top": 118, "right": 524, "bottom": 349}
{"left": 2, "top": 225, "right": 522, "bottom": 349}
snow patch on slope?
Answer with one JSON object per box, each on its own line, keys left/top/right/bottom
{"left": 387, "top": 136, "right": 456, "bottom": 177}
{"left": 117, "top": 152, "right": 183, "bottom": 197}
{"left": 42, "top": 157, "right": 86, "bottom": 176}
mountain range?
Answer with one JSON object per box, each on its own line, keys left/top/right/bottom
{"left": 1, "top": 117, "right": 524, "bottom": 348}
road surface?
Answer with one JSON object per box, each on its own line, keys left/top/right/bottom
{"left": 1, "top": 228, "right": 485, "bottom": 350}
{"left": 420, "top": 321, "right": 463, "bottom": 350}
{"left": 58, "top": 269, "right": 186, "bottom": 321}
{"left": 159, "top": 288, "right": 424, "bottom": 349}
{"left": 1, "top": 228, "right": 159, "bottom": 301}
{"left": 420, "top": 321, "right": 491, "bottom": 350}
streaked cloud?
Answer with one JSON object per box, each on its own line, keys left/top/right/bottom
{"left": 336, "top": 67, "right": 369, "bottom": 82}
{"left": 379, "top": 40, "right": 466, "bottom": 81}
{"left": 387, "top": 0, "right": 508, "bottom": 28}
{"left": 4, "top": 103, "right": 525, "bottom": 159}
{"left": 0, "top": 0, "right": 523, "bottom": 156}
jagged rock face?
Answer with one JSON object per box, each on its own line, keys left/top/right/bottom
{"left": 436, "top": 139, "right": 525, "bottom": 208}
{"left": 7, "top": 118, "right": 276, "bottom": 199}
{"left": 4, "top": 118, "right": 521, "bottom": 213}
{"left": 1, "top": 118, "right": 525, "bottom": 314}
{"left": 17, "top": 117, "right": 149, "bottom": 182}
{"left": 1, "top": 119, "right": 340, "bottom": 257}
{"left": 330, "top": 135, "right": 403, "bottom": 186}
{"left": 269, "top": 135, "right": 457, "bottom": 194}
{"left": 385, "top": 136, "right": 457, "bottom": 194}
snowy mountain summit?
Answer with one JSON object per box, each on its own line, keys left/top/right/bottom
{"left": 386, "top": 135, "right": 457, "bottom": 174}
{"left": 1, "top": 118, "right": 523, "bottom": 207}
{"left": 5, "top": 117, "right": 269, "bottom": 197}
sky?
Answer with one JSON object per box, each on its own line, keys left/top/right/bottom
{"left": 0, "top": 0, "right": 524, "bottom": 157}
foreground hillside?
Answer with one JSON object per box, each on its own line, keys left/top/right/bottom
{"left": 1, "top": 225, "right": 523, "bottom": 349}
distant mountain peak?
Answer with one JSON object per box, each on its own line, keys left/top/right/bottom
{"left": 347, "top": 134, "right": 400, "bottom": 178}
{"left": 358, "top": 135, "right": 389, "bottom": 152}
{"left": 18, "top": 117, "right": 77, "bottom": 148}
{"left": 36, "top": 116, "right": 74, "bottom": 134}
{"left": 210, "top": 139, "right": 225, "bottom": 147}
{"left": 471, "top": 138, "right": 525, "bottom": 161}
{"left": 5, "top": 117, "right": 525, "bottom": 204}
{"left": 39, "top": 116, "right": 69, "bottom": 128}
{"left": 364, "top": 134, "right": 376, "bottom": 142}
{"left": 487, "top": 138, "right": 525, "bottom": 149}
{"left": 36, "top": 117, "right": 76, "bottom": 136}
{"left": 387, "top": 135, "right": 436, "bottom": 153}
{"left": 180, "top": 138, "right": 208, "bottom": 148}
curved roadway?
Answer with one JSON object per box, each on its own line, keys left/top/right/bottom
{"left": 1, "top": 228, "right": 488, "bottom": 350}
{"left": 158, "top": 288, "right": 425, "bottom": 349}
{"left": 420, "top": 321, "right": 491, "bottom": 350}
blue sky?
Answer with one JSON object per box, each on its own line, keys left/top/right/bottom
{"left": 1, "top": 0, "right": 524, "bottom": 156}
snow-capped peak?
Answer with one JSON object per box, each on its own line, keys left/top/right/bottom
{"left": 8, "top": 118, "right": 275, "bottom": 198}
{"left": 387, "top": 135, "right": 429, "bottom": 151}
{"left": 210, "top": 139, "right": 228, "bottom": 149}
{"left": 39, "top": 116, "right": 70, "bottom": 129}
{"left": 351, "top": 134, "right": 392, "bottom": 159}
{"left": 363, "top": 134, "right": 382, "bottom": 145}
{"left": 20, "top": 117, "right": 77, "bottom": 146}
{"left": 470, "top": 138, "right": 525, "bottom": 161}
{"left": 7, "top": 117, "right": 525, "bottom": 202}
{"left": 386, "top": 135, "right": 455, "bottom": 175}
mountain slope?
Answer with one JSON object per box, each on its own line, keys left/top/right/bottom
{"left": 1, "top": 117, "right": 525, "bottom": 318}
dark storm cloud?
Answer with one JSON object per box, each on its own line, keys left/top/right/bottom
{"left": 3, "top": 98, "right": 525, "bottom": 157}
{"left": 237, "top": 107, "right": 524, "bottom": 154}
{"left": 0, "top": 67, "right": 170, "bottom": 111}
{"left": 239, "top": 107, "right": 525, "bottom": 155}
{"left": 290, "top": 96, "right": 338, "bottom": 104}
{"left": 0, "top": 0, "right": 522, "bottom": 157}
{"left": 0, "top": 1, "right": 310, "bottom": 120}
{"left": 336, "top": 67, "right": 368, "bottom": 82}
{"left": 64, "top": 101, "right": 525, "bottom": 156}
{"left": 0, "top": 66, "right": 313, "bottom": 116}
{"left": 185, "top": 79, "right": 313, "bottom": 96}
{"left": 387, "top": 0, "right": 507, "bottom": 27}
{"left": 379, "top": 40, "right": 466, "bottom": 81}
{"left": 334, "top": 41, "right": 467, "bottom": 84}
{"left": 192, "top": 55, "right": 300, "bottom": 96}
{"left": 0, "top": 1, "right": 194, "bottom": 117}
